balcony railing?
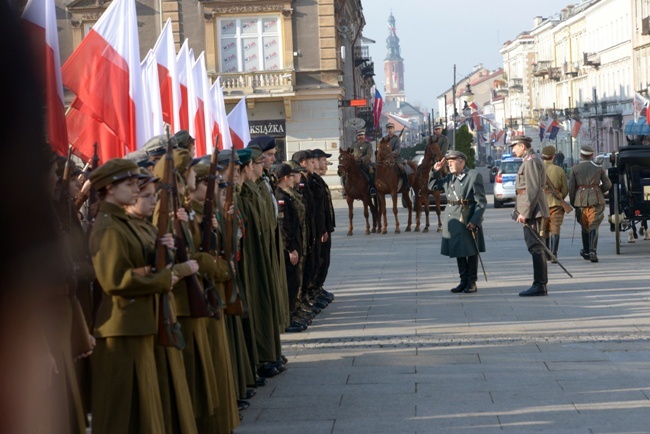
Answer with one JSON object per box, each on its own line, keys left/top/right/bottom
{"left": 583, "top": 52, "right": 600, "bottom": 68}
{"left": 509, "top": 78, "right": 523, "bottom": 92}
{"left": 214, "top": 70, "right": 295, "bottom": 96}
{"left": 354, "top": 46, "right": 371, "bottom": 65}
{"left": 532, "top": 61, "right": 552, "bottom": 77}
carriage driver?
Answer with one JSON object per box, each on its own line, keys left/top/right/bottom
{"left": 349, "top": 130, "right": 376, "bottom": 195}
{"left": 568, "top": 144, "right": 612, "bottom": 263}
{"left": 431, "top": 150, "right": 487, "bottom": 294}
{"left": 383, "top": 122, "right": 410, "bottom": 189}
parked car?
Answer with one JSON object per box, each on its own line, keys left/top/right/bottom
{"left": 489, "top": 159, "right": 501, "bottom": 183}
{"left": 493, "top": 157, "right": 523, "bottom": 208}
{"left": 401, "top": 153, "right": 447, "bottom": 209}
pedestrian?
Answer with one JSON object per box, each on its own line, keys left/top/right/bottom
{"left": 510, "top": 135, "right": 550, "bottom": 297}
{"left": 541, "top": 145, "right": 569, "bottom": 262}
{"left": 431, "top": 150, "right": 487, "bottom": 294}
{"left": 568, "top": 144, "right": 612, "bottom": 262}
{"left": 555, "top": 149, "right": 565, "bottom": 168}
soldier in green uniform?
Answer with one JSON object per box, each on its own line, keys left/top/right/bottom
{"left": 383, "top": 122, "right": 409, "bottom": 188}
{"left": 348, "top": 130, "right": 376, "bottom": 195}
{"left": 510, "top": 135, "right": 550, "bottom": 297}
{"left": 312, "top": 149, "right": 336, "bottom": 303}
{"left": 124, "top": 172, "right": 198, "bottom": 434}
{"left": 89, "top": 159, "right": 173, "bottom": 434}
{"left": 431, "top": 150, "right": 487, "bottom": 294}
{"left": 541, "top": 146, "right": 569, "bottom": 263}
{"left": 429, "top": 124, "right": 450, "bottom": 191}
{"left": 174, "top": 130, "right": 196, "bottom": 157}
{"left": 568, "top": 145, "right": 612, "bottom": 263}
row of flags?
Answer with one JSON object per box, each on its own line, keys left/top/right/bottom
{"left": 21, "top": 0, "right": 251, "bottom": 164}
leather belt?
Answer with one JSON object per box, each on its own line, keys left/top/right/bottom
{"left": 516, "top": 188, "right": 526, "bottom": 195}
{"left": 448, "top": 200, "right": 475, "bottom": 206}
{"left": 577, "top": 184, "right": 599, "bottom": 189}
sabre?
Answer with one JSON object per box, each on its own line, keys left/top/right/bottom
{"left": 469, "top": 227, "right": 488, "bottom": 282}
{"left": 512, "top": 211, "right": 573, "bottom": 278}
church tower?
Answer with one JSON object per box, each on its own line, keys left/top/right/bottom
{"left": 384, "top": 12, "right": 406, "bottom": 103}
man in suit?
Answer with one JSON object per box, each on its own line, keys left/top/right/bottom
{"left": 431, "top": 150, "right": 487, "bottom": 294}
{"left": 510, "top": 135, "right": 550, "bottom": 297}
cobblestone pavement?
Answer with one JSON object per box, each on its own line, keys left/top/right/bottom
{"left": 237, "top": 167, "right": 650, "bottom": 434}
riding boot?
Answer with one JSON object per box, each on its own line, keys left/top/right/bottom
{"left": 549, "top": 234, "right": 560, "bottom": 263}
{"left": 544, "top": 236, "right": 551, "bottom": 261}
{"left": 401, "top": 171, "right": 410, "bottom": 189}
{"left": 580, "top": 231, "right": 590, "bottom": 260}
{"left": 369, "top": 172, "right": 376, "bottom": 196}
{"left": 589, "top": 229, "right": 599, "bottom": 263}
{"left": 463, "top": 255, "right": 478, "bottom": 293}
{"left": 519, "top": 252, "right": 548, "bottom": 296}
{"left": 451, "top": 258, "right": 468, "bottom": 293}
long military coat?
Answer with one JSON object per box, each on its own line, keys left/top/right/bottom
{"left": 515, "top": 149, "right": 550, "bottom": 219}
{"left": 431, "top": 167, "right": 487, "bottom": 258}
{"left": 568, "top": 159, "right": 612, "bottom": 207}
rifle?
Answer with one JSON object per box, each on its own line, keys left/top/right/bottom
{"left": 545, "top": 175, "right": 573, "bottom": 214}
{"left": 156, "top": 130, "right": 185, "bottom": 349}
{"left": 199, "top": 137, "right": 225, "bottom": 316}
{"left": 223, "top": 146, "right": 244, "bottom": 316}
{"left": 169, "top": 131, "right": 213, "bottom": 318}
{"left": 59, "top": 145, "right": 73, "bottom": 203}
{"left": 73, "top": 162, "right": 91, "bottom": 211}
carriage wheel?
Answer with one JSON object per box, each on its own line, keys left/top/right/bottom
{"left": 614, "top": 183, "right": 621, "bottom": 254}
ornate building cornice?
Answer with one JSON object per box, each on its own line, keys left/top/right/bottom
{"left": 201, "top": 0, "right": 291, "bottom": 16}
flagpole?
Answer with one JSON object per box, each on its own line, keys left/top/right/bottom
{"left": 568, "top": 96, "right": 573, "bottom": 168}
{"left": 452, "top": 64, "right": 457, "bottom": 151}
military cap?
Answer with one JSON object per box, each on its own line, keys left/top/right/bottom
{"left": 433, "top": 123, "right": 444, "bottom": 130}
{"left": 509, "top": 135, "right": 533, "bottom": 147}
{"left": 173, "top": 130, "right": 194, "bottom": 149}
{"left": 386, "top": 122, "right": 395, "bottom": 128}
{"left": 273, "top": 163, "right": 295, "bottom": 179}
{"left": 250, "top": 147, "right": 263, "bottom": 163}
{"left": 446, "top": 150, "right": 467, "bottom": 161}
{"left": 142, "top": 134, "right": 171, "bottom": 157}
{"left": 541, "top": 145, "right": 556, "bottom": 157}
{"left": 152, "top": 149, "right": 194, "bottom": 180}
{"left": 193, "top": 164, "right": 211, "bottom": 182}
{"left": 311, "top": 148, "right": 332, "bottom": 158}
{"left": 291, "top": 150, "right": 315, "bottom": 163}
{"left": 580, "top": 144, "right": 595, "bottom": 156}
{"left": 236, "top": 148, "right": 253, "bottom": 165}
{"left": 54, "top": 155, "right": 82, "bottom": 179}
{"left": 217, "top": 151, "right": 243, "bottom": 166}
{"left": 89, "top": 158, "right": 145, "bottom": 190}
{"left": 137, "top": 169, "right": 159, "bottom": 188}
{"left": 248, "top": 135, "right": 276, "bottom": 152}
{"left": 356, "top": 129, "right": 366, "bottom": 137}
{"left": 287, "top": 160, "right": 306, "bottom": 172}
{"left": 125, "top": 150, "right": 155, "bottom": 169}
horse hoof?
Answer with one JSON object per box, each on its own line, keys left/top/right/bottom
{"left": 414, "top": 227, "right": 420, "bottom": 232}
{"left": 381, "top": 230, "right": 387, "bottom": 235}
{"left": 405, "top": 226, "right": 411, "bottom": 232}
{"left": 423, "top": 228, "right": 429, "bottom": 233}
{"left": 395, "top": 229, "right": 401, "bottom": 234}
{"left": 347, "top": 231, "right": 353, "bottom": 236}
{"left": 437, "top": 226, "right": 442, "bottom": 233}
{"left": 365, "top": 230, "right": 370, "bottom": 235}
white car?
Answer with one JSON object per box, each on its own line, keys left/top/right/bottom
{"left": 493, "top": 158, "right": 522, "bottom": 208}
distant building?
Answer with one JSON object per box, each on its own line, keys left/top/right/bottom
{"left": 384, "top": 12, "right": 406, "bottom": 104}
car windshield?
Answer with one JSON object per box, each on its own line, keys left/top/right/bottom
{"left": 501, "top": 161, "right": 522, "bottom": 174}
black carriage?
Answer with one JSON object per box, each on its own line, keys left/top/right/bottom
{"left": 608, "top": 145, "right": 650, "bottom": 253}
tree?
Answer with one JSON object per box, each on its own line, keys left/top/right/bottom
{"left": 456, "top": 124, "right": 476, "bottom": 169}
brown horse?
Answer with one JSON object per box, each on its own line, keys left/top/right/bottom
{"left": 374, "top": 138, "right": 417, "bottom": 234}
{"left": 413, "top": 138, "right": 445, "bottom": 233}
{"left": 337, "top": 149, "right": 378, "bottom": 236}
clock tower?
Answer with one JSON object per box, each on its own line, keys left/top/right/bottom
{"left": 384, "top": 12, "right": 406, "bottom": 103}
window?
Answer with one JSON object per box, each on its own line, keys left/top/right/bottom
{"left": 218, "top": 16, "right": 282, "bottom": 73}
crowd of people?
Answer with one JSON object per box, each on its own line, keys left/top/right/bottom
{"left": 43, "top": 130, "right": 336, "bottom": 434}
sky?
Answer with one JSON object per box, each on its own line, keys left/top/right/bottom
{"left": 361, "top": 0, "right": 579, "bottom": 113}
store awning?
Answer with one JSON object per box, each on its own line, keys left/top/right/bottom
{"left": 624, "top": 118, "right": 650, "bottom": 135}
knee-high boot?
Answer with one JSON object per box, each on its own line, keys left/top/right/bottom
{"left": 451, "top": 258, "right": 468, "bottom": 293}
{"left": 519, "top": 252, "right": 548, "bottom": 296}
{"left": 464, "top": 255, "right": 478, "bottom": 293}
{"left": 580, "top": 231, "right": 590, "bottom": 260}
{"left": 589, "top": 229, "right": 599, "bottom": 263}
{"left": 549, "top": 234, "right": 560, "bottom": 263}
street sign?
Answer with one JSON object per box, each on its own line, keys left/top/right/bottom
{"left": 349, "top": 99, "right": 367, "bottom": 107}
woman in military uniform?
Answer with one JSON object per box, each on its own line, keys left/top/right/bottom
{"left": 124, "top": 172, "right": 198, "bottom": 434}
{"left": 88, "top": 159, "right": 174, "bottom": 434}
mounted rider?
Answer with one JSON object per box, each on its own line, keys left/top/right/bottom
{"left": 349, "top": 130, "right": 376, "bottom": 195}
{"left": 428, "top": 123, "right": 449, "bottom": 191}
{"left": 382, "top": 122, "right": 410, "bottom": 189}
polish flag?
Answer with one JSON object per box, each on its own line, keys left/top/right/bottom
{"left": 141, "top": 50, "right": 164, "bottom": 138}
{"left": 571, "top": 118, "right": 582, "bottom": 139}
{"left": 153, "top": 19, "right": 181, "bottom": 132}
{"left": 66, "top": 98, "right": 123, "bottom": 163}
{"left": 21, "top": 0, "right": 68, "bottom": 155}
{"left": 373, "top": 87, "right": 383, "bottom": 129}
{"left": 227, "top": 97, "right": 250, "bottom": 150}
{"left": 177, "top": 40, "right": 197, "bottom": 137}
{"left": 191, "top": 52, "right": 211, "bottom": 156}
{"left": 211, "top": 78, "right": 234, "bottom": 150}
{"left": 62, "top": 0, "right": 145, "bottom": 153}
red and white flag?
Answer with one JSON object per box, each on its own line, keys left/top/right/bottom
{"left": 177, "top": 40, "right": 197, "bottom": 137}
{"left": 62, "top": 0, "right": 146, "bottom": 154}
{"left": 66, "top": 98, "right": 122, "bottom": 163}
{"left": 21, "top": 0, "right": 68, "bottom": 155}
{"left": 191, "top": 52, "right": 211, "bottom": 156}
{"left": 141, "top": 50, "right": 164, "bottom": 138}
{"left": 153, "top": 19, "right": 181, "bottom": 132}
{"left": 227, "top": 96, "right": 250, "bottom": 150}
{"left": 211, "top": 78, "right": 234, "bottom": 150}
{"left": 571, "top": 118, "right": 582, "bottom": 139}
